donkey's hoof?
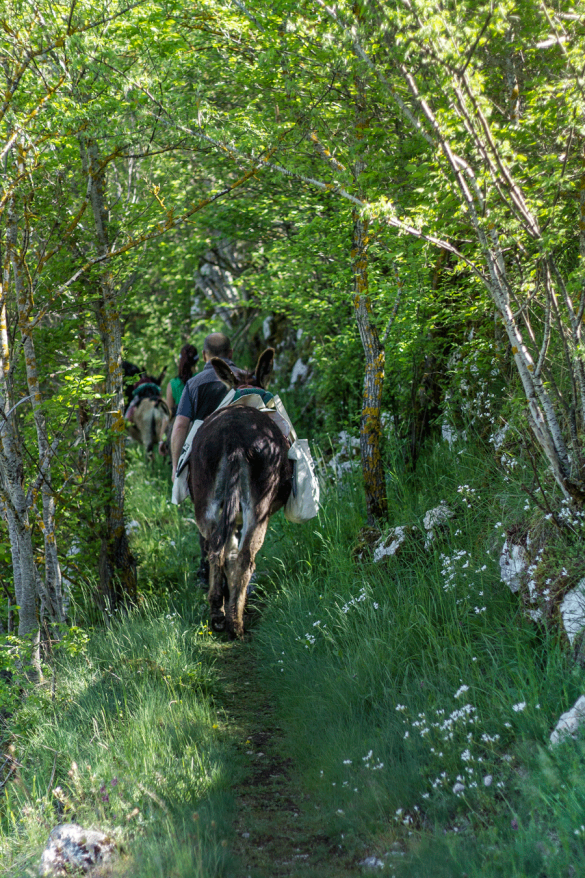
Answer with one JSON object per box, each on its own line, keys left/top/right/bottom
{"left": 227, "top": 624, "right": 245, "bottom": 641}
{"left": 211, "top": 615, "right": 226, "bottom": 632}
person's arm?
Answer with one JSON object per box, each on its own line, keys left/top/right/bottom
{"left": 165, "top": 380, "right": 174, "bottom": 415}
{"left": 171, "top": 416, "right": 190, "bottom": 481}
{"left": 171, "top": 382, "right": 198, "bottom": 480}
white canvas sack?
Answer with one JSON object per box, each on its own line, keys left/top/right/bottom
{"left": 171, "top": 419, "right": 204, "bottom": 505}
{"left": 227, "top": 391, "right": 319, "bottom": 522}
{"left": 285, "top": 438, "right": 320, "bottom": 523}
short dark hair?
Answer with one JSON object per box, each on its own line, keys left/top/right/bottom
{"left": 203, "top": 332, "right": 232, "bottom": 359}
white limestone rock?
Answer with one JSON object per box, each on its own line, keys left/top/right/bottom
{"left": 374, "top": 528, "right": 406, "bottom": 562}
{"left": 328, "top": 431, "right": 361, "bottom": 479}
{"left": 560, "top": 578, "right": 585, "bottom": 645}
{"left": 550, "top": 695, "right": 585, "bottom": 745}
{"left": 373, "top": 526, "right": 419, "bottom": 562}
{"left": 423, "top": 502, "right": 454, "bottom": 547}
{"left": 289, "top": 357, "right": 309, "bottom": 387}
{"left": 423, "top": 502, "right": 454, "bottom": 532}
{"left": 499, "top": 539, "right": 527, "bottom": 593}
{"left": 39, "top": 824, "right": 116, "bottom": 876}
{"left": 359, "top": 856, "right": 385, "bottom": 869}
{"left": 338, "top": 431, "right": 360, "bottom": 451}
{"left": 39, "top": 823, "right": 116, "bottom": 878}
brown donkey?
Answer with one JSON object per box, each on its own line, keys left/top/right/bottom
{"left": 189, "top": 349, "right": 292, "bottom": 638}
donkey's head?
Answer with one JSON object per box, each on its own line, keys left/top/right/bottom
{"left": 210, "top": 348, "right": 275, "bottom": 391}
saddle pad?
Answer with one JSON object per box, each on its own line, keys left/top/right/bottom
{"left": 171, "top": 389, "right": 295, "bottom": 506}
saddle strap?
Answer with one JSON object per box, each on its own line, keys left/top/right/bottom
{"left": 175, "top": 389, "right": 236, "bottom": 478}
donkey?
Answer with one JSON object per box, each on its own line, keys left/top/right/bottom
{"left": 126, "top": 372, "right": 170, "bottom": 462}
{"left": 129, "top": 397, "right": 170, "bottom": 461}
{"left": 189, "top": 349, "right": 292, "bottom": 639}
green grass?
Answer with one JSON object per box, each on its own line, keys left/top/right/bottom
{"left": 3, "top": 437, "right": 585, "bottom": 876}
{"left": 250, "top": 437, "right": 585, "bottom": 875}
{"left": 0, "top": 455, "right": 236, "bottom": 877}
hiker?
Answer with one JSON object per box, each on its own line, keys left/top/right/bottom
{"left": 170, "top": 333, "right": 240, "bottom": 480}
{"left": 170, "top": 332, "right": 239, "bottom": 588}
{"left": 165, "top": 344, "right": 199, "bottom": 418}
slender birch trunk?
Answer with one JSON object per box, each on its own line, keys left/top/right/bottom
{"left": 0, "top": 210, "right": 41, "bottom": 675}
{"left": 80, "top": 139, "right": 136, "bottom": 607}
{"left": 351, "top": 208, "right": 387, "bottom": 523}
{"left": 351, "top": 79, "right": 387, "bottom": 524}
{"left": 10, "top": 182, "right": 65, "bottom": 627}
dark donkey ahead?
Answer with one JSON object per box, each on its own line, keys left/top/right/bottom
{"left": 189, "top": 349, "right": 292, "bottom": 639}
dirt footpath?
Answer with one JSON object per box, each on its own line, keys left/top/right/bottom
{"left": 216, "top": 642, "right": 362, "bottom": 878}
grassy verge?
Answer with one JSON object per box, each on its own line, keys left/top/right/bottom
{"left": 0, "top": 454, "right": 236, "bottom": 878}
{"left": 4, "top": 436, "right": 585, "bottom": 877}
{"left": 251, "top": 437, "right": 585, "bottom": 876}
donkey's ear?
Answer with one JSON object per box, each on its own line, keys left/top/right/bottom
{"left": 255, "top": 348, "right": 275, "bottom": 389}
{"left": 211, "top": 358, "right": 238, "bottom": 389}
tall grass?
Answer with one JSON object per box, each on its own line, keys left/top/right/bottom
{"left": 4, "top": 438, "right": 585, "bottom": 876}
{"left": 252, "top": 437, "right": 585, "bottom": 875}
{"left": 0, "top": 455, "right": 236, "bottom": 877}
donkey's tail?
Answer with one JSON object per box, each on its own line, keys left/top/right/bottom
{"left": 208, "top": 450, "right": 247, "bottom": 564}
{"left": 149, "top": 398, "right": 170, "bottom": 449}
{"left": 154, "top": 398, "right": 170, "bottom": 416}
{"left": 149, "top": 402, "right": 158, "bottom": 451}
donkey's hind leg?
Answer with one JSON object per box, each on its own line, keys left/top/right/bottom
{"left": 207, "top": 559, "right": 226, "bottom": 631}
{"left": 209, "top": 530, "right": 238, "bottom": 632}
{"left": 226, "top": 519, "right": 269, "bottom": 640}
{"left": 206, "top": 532, "right": 228, "bottom": 632}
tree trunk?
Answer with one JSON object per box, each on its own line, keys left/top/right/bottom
{"left": 95, "top": 286, "right": 136, "bottom": 607}
{"left": 10, "top": 189, "right": 65, "bottom": 628}
{"left": 351, "top": 210, "right": 387, "bottom": 523}
{"left": 0, "top": 211, "right": 41, "bottom": 676}
{"left": 80, "top": 139, "right": 136, "bottom": 607}
{"left": 351, "top": 70, "right": 387, "bottom": 525}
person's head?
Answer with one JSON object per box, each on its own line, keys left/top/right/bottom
{"left": 178, "top": 344, "right": 199, "bottom": 382}
{"left": 203, "top": 332, "right": 232, "bottom": 362}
